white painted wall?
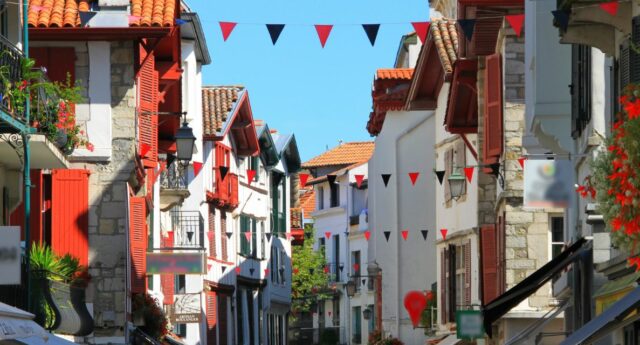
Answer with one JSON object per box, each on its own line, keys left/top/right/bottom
{"left": 368, "top": 109, "right": 437, "bottom": 343}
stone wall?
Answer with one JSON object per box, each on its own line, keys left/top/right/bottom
{"left": 81, "top": 40, "right": 137, "bottom": 340}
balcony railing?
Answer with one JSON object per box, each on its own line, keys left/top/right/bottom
{"left": 324, "top": 262, "right": 345, "bottom": 283}
{"left": 0, "top": 35, "right": 24, "bottom": 126}
{"left": 209, "top": 167, "right": 239, "bottom": 210}
{"left": 160, "top": 162, "right": 188, "bottom": 190}
{"left": 170, "top": 210, "right": 204, "bottom": 249}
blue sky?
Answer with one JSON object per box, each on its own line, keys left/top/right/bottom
{"left": 188, "top": 0, "right": 429, "bottom": 161}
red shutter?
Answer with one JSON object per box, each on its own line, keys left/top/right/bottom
{"left": 440, "top": 248, "right": 447, "bottom": 324}
{"left": 161, "top": 232, "right": 174, "bottom": 305}
{"left": 218, "top": 295, "right": 228, "bottom": 345}
{"left": 51, "top": 169, "right": 89, "bottom": 266}
{"left": 483, "top": 53, "right": 503, "bottom": 170}
{"left": 206, "top": 291, "right": 218, "bottom": 344}
{"left": 30, "top": 47, "right": 76, "bottom": 85}
{"left": 221, "top": 212, "right": 228, "bottom": 261}
{"left": 138, "top": 45, "right": 158, "bottom": 168}
{"left": 209, "top": 204, "right": 217, "bottom": 258}
{"left": 129, "top": 196, "right": 147, "bottom": 294}
{"left": 465, "top": 240, "right": 471, "bottom": 305}
{"left": 10, "top": 170, "right": 43, "bottom": 243}
{"left": 481, "top": 224, "right": 498, "bottom": 305}
{"left": 498, "top": 213, "right": 506, "bottom": 294}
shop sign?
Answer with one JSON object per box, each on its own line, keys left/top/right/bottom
{"left": 524, "top": 159, "right": 574, "bottom": 208}
{"left": 0, "top": 227, "right": 20, "bottom": 285}
{"left": 147, "top": 252, "right": 205, "bottom": 274}
{"left": 456, "top": 310, "right": 484, "bottom": 339}
{"left": 168, "top": 293, "right": 201, "bottom": 324}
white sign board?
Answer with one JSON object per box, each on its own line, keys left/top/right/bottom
{"left": 524, "top": 159, "right": 574, "bottom": 208}
{"left": 171, "top": 293, "right": 201, "bottom": 323}
{"left": 0, "top": 227, "right": 20, "bottom": 285}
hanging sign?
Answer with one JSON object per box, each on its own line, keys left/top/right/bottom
{"left": 0, "top": 226, "right": 20, "bottom": 285}
{"left": 147, "top": 252, "right": 205, "bottom": 274}
{"left": 456, "top": 310, "right": 484, "bottom": 339}
{"left": 169, "top": 293, "right": 202, "bottom": 323}
{"left": 523, "top": 159, "right": 574, "bottom": 208}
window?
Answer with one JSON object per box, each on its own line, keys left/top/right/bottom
{"left": 271, "top": 172, "right": 285, "bottom": 234}
{"left": 352, "top": 306, "right": 362, "bottom": 344}
{"left": 367, "top": 304, "right": 375, "bottom": 335}
{"left": 455, "top": 245, "right": 466, "bottom": 308}
{"left": 318, "top": 186, "right": 325, "bottom": 210}
{"left": 333, "top": 235, "right": 340, "bottom": 282}
{"left": 330, "top": 182, "right": 340, "bottom": 208}
{"left": 0, "top": 4, "right": 7, "bottom": 38}
{"left": 352, "top": 250, "right": 361, "bottom": 292}
{"left": 551, "top": 216, "right": 564, "bottom": 259}
{"left": 447, "top": 245, "right": 456, "bottom": 323}
{"left": 571, "top": 44, "right": 592, "bottom": 138}
{"left": 175, "top": 275, "right": 186, "bottom": 294}
{"left": 173, "top": 324, "right": 187, "bottom": 338}
{"left": 250, "top": 156, "right": 260, "bottom": 182}
{"left": 240, "top": 214, "right": 258, "bottom": 257}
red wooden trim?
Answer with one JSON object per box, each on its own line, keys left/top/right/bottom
{"left": 480, "top": 224, "right": 498, "bottom": 305}
{"left": 205, "top": 280, "right": 235, "bottom": 294}
{"left": 460, "top": 134, "right": 478, "bottom": 161}
{"left": 445, "top": 59, "right": 478, "bottom": 134}
{"left": 29, "top": 27, "right": 170, "bottom": 41}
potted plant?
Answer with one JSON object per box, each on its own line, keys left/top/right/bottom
{"left": 132, "top": 293, "right": 169, "bottom": 340}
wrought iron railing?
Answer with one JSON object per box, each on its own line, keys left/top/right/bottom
{"left": 170, "top": 210, "right": 204, "bottom": 249}
{"left": 0, "top": 35, "right": 24, "bottom": 123}
{"left": 160, "top": 162, "right": 188, "bottom": 190}
{"left": 324, "top": 262, "right": 345, "bottom": 283}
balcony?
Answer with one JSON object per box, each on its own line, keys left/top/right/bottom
{"left": 0, "top": 35, "right": 27, "bottom": 133}
{"left": 159, "top": 161, "right": 190, "bottom": 211}
{"left": 207, "top": 167, "right": 238, "bottom": 210}
{"left": 325, "top": 262, "right": 345, "bottom": 283}
{"left": 168, "top": 210, "right": 204, "bottom": 249}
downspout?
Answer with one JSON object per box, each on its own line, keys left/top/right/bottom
{"left": 393, "top": 111, "right": 433, "bottom": 337}
{"left": 22, "top": 0, "right": 32, "bottom": 313}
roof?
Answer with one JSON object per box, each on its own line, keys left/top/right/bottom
{"left": 28, "top": 0, "right": 177, "bottom": 28}
{"left": 430, "top": 18, "right": 459, "bottom": 74}
{"left": 299, "top": 188, "right": 315, "bottom": 218}
{"left": 272, "top": 132, "right": 302, "bottom": 174}
{"left": 202, "top": 86, "right": 245, "bottom": 137}
{"left": 376, "top": 68, "right": 414, "bottom": 80}
{"left": 308, "top": 161, "right": 367, "bottom": 185}
{"left": 302, "top": 141, "right": 375, "bottom": 168}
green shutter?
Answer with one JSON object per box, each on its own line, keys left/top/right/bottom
{"left": 252, "top": 218, "right": 258, "bottom": 257}
{"left": 241, "top": 215, "right": 250, "bottom": 256}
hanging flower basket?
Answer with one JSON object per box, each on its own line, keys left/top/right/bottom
{"left": 591, "top": 83, "right": 640, "bottom": 269}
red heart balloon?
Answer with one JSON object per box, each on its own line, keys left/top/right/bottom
{"left": 404, "top": 290, "right": 428, "bottom": 327}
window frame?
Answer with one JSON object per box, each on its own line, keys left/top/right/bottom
{"left": 330, "top": 182, "right": 340, "bottom": 208}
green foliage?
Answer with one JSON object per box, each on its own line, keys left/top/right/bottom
{"left": 132, "top": 293, "right": 169, "bottom": 340}
{"left": 419, "top": 290, "right": 437, "bottom": 335}
{"left": 291, "top": 225, "right": 331, "bottom": 314}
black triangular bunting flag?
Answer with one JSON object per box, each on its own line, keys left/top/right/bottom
{"left": 435, "top": 171, "right": 445, "bottom": 185}
{"left": 339, "top": 264, "right": 344, "bottom": 272}
{"left": 187, "top": 231, "right": 194, "bottom": 242}
{"left": 327, "top": 175, "right": 337, "bottom": 184}
{"left": 265, "top": 232, "right": 272, "bottom": 241}
{"left": 305, "top": 232, "right": 312, "bottom": 239}
{"left": 362, "top": 279, "right": 367, "bottom": 286}
{"left": 362, "top": 24, "right": 380, "bottom": 46}
{"left": 552, "top": 10, "right": 570, "bottom": 31}
{"left": 220, "top": 166, "right": 229, "bottom": 181}
{"left": 384, "top": 231, "right": 391, "bottom": 242}
{"left": 309, "top": 268, "right": 315, "bottom": 275}
{"left": 250, "top": 268, "right": 255, "bottom": 275}
{"left": 421, "top": 230, "right": 429, "bottom": 240}
{"left": 166, "top": 153, "right": 176, "bottom": 167}
{"left": 457, "top": 19, "right": 476, "bottom": 40}
{"left": 226, "top": 231, "right": 233, "bottom": 239}
{"left": 266, "top": 24, "right": 285, "bottom": 45}
{"left": 79, "top": 11, "right": 97, "bottom": 26}
{"left": 381, "top": 174, "right": 391, "bottom": 187}
{"left": 221, "top": 266, "right": 227, "bottom": 273}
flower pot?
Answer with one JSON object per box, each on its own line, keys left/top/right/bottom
{"left": 55, "top": 130, "right": 67, "bottom": 148}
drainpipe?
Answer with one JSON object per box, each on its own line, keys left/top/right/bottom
{"left": 22, "top": 0, "right": 32, "bottom": 313}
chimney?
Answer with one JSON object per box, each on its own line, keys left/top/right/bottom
{"left": 86, "top": 0, "right": 130, "bottom": 28}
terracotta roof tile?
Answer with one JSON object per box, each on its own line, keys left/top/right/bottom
{"left": 299, "top": 189, "right": 315, "bottom": 217}
{"left": 302, "top": 141, "right": 374, "bottom": 168}
{"left": 201, "top": 86, "right": 244, "bottom": 137}
{"left": 376, "top": 68, "right": 414, "bottom": 80}
{"left": 430, "top": 18, "right": 459, "bottom": 74}
{"left": 28, "top": 0, "right": 176, "bottom": 28}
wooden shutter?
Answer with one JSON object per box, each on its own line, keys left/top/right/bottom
{"left": 208, "top": 204, "right": 217, "bottom": 258}
{"left": 571, "top": 45, "right": 592, "bottom": 138}
{"left": 444, "top": 149, "right": 453, "bottom": 202}
{"left": 621, "top": 40, "right": 631, "bottom": 90}
{"left": 497, "top": 213, "right": 506, "bottom": 294}
{"left": 448, "top": 245, "right": 456, "bottom": 323}
{"left": 29, "top": 47, "right": 76, "bottom": 85}
{"left": 129, "top": 196, "right": 147, "bottom": 294}
{"left": 221, "top": 212, "right": 228, "bottom": 261}
{"left": 138, "top": 45, "right": 158, "bottom": 168}
{"left": 440, "top": 247, "right": 447, "bottom": 324}
{"left": 51, "top": 169, "right": 89, "bottom": 266}
{"left": 161, "top": 233, "right": 174, "bottom": 305}
{"left": 455, "top": 140, "right": 467, "bottom": 196}
{"left": 480, "top": 224, "right": 497, "bottom": 305}
{"left": 465, "top": 240, "right": 471, "bottom": 305}
{"left": 483, "top": 53, "right": 503, "bottom": 167}
{"left": 631, "top": 16, "right": 640, "bottom": 84}
{"left": 206, "top": 291, "right": 218, "bottom": 344}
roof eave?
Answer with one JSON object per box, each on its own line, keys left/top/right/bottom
{"left": 180, "top": 12, "right": 212, "bottom": 65}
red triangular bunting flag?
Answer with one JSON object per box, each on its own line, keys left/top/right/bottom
{"left": 300, "top": 173, "right": 310, "bottom": 187}
{"left": 264, "top": 268, "right": 270, "bottom": 276}
{"left": 409, "top": 172, "right": 420, "bottom": 186}
{"left": 193, "top": 161, "right": 203, "bottom": 176}
{"left": 324, "top": 265, "right": 330, "bottom": 274}
{"left": 286, "top": 232, "right": 293, "bottom": 240}
{"left": 328, "top": 311, "right": 332, "bottom": 317}
{"left": 140, "top": 143, "right": 151, "bottom": 157}
{"left": 440, "top": 229, "right": 448, "bottom": 240}
{"left": 219, "top": 22, "right": 237, "bottom": 41}
{"left": 505, "top": 15, "right": 524, "bottom": 37}
{"left": 244, "top": 232, "right": 252, "bottom": 242}
{"left": 207, "top": 264, "right": 212, "bottom": 271}
{"left": 599, "top": 1, "right": 618, "bottom": 16}
{"left": 401, "top": 230, "right": 409, "bottom": 241}
{"left": 247, "top": 169, "right": 256, "bottom": 184}
{"left": 353, "top": 263, "right": 360, "bottom": 272}
{"left": 518, "top": 157, "right": 526, "bottom": 169}
{"left": 355, "top": 175, "right": 365, "bottom": 188}
{"left": 235, "top": 266, "right": 241, "bottom": 274}
{"left": 315, "top": 25, "right": 333, "bottom": 48}
{"left": 464, "top": 167, "right": 474, "bottom": 183}
{"left": 364, "top": 230, "right": 371, "bottom": 241}
{"left": 412, "top": 22, "right": 430, "bottom": 44}
{"left": 325, "top": 232, "right": 331, "bottom": 240}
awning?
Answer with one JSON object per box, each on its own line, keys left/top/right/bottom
{"left": 504, "top": 298, "right": 570, "bottom": 345}
{"left": 483, "top": 238, "right": 590, "bottom": 336}
{"left": 437, "top": 334, "right": 462, "bottom": 345}
{"left": 560, "top": 285, "right": 640, "bottom": 345}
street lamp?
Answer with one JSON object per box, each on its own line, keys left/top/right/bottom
{"left": 174, "top": 118, "right": 196, "bottom": 164}
{"left": 448, "top": 170, "right": 466, "bottom": 201}
{"left": 346, "top": 279, "right": 357, "bottom": 298}
{"left": 363, "top": 306, "right": 372, "bottom": 320}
